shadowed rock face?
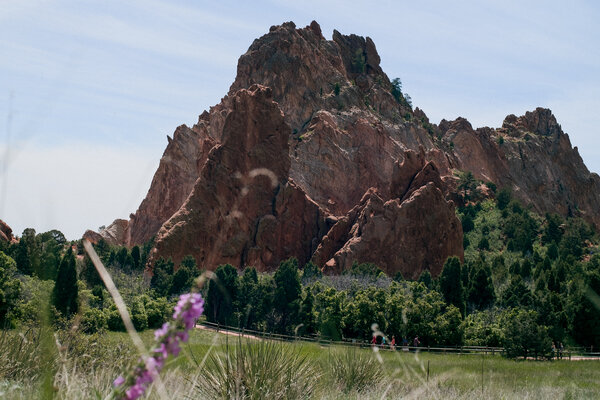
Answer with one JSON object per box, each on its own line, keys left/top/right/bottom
{"left": 90, "top": 21, "right": 600, "bottom": 278}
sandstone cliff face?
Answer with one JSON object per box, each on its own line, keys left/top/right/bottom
{"left": 442, "top": 108, "right": 600, "bottom": 228}
{"left": 313, "top": 183, "right": 462, "bottom": 279}
{"left": 150, "top": 85, "right": 328, "bottom": 270}
{"left": 125, "top": 125, "right": 217, "bottom": 245}
{"left": 0, "top": 219, "right": 13, "bottom": 242}
{"left": 90, "top": 21, "right": 600, "bottom": 278}
{"left": 313, "top": 157, "right": 463, "bottom": 279}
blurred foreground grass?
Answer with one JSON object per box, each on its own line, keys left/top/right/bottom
{"left": 1, "top": 327, "right": 599, "bottom": 399}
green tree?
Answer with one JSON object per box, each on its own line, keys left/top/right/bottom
{"left": 467, "top": 262, "right": 495, "bottom": 311}
{"left": 150, "top": 258, "right": 174, "bottom": 297}
{"left": 342, "top": 287, "right": 386, "bottom": 339}
{"left": 81, "top": 253, "right": 102, "bottom": 288}
{"left": 457, "top": 171, "right": 479, "bottom": 202}
{"left": 440, "top": 257, "right": 465, "bottom": 314}
{"left": 170, "top": 255, "right": 197, "bottom": 295}
{"left": 496, "top": 188, "right": 511, "bottom": 210}
{"left": 501, "top": 308, "right": 551, "bottom": 359}
{"left": 501, "top": 275, "right": 532, "bottom": 308}
{"left": 205, "top": 264, "right": 238, "bottom": 325}
{"left": 273, "top": 258, "right": 302, "bottom": 334}
{"left": 570, "top": 271, "right": 600, "bottom": 348}
{"left": 131, "top": 245, "right": 141, "bottom": 269}
{"left": 37, "top": 230, "right": 65, "bottom": 280}
{"left": 461, "top": 213, "right": 475, "bottom": 233}
{"left": 52, "top": 247, "right": 78, "bottom": 317}
{"left": 0, "top": 251, "right": 21, "bottom": 325}
{"left": 391, "top": 78, "right": 403, "bottom": 102}
{"left": 417, "top": 269, "right": 433, "bottom": 289}
{"left": 298, "top": 286, "right": 316, "bottom": 335}
{"left": 14, "top": 228, "right": 39, "bottom": 276}
{"left": 543, "top": 213, "right": 563, "bottom": 244}
{"left": 315, "top": 285, "right": 345, "bottom": 341}
{"left": 236, "top": 267, "right": 260, "bottom": 329}
{"left": 301, "top": 261, "right": 322, "bottom": 282}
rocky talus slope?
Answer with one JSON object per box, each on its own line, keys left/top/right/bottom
{"left": 88, "top": 21, "right": 600, "bottom": 277}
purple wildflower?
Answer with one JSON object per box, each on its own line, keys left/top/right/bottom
{"left": 113, "top": 292, "right": 204, "bottom": 400}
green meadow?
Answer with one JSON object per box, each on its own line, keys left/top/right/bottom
{"left": 2, "top": 327, "right": 598, "bottom": 399}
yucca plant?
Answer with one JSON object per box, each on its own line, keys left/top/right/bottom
{"left": 326, "top": 347, "right": 383, "bottom": 393}
{"left": 195, "top": 339, "right": 319, "bottom": 400}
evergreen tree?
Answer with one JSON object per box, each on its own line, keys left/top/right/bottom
{"left": 0, "top": 251, "right": 21, "bottom": 325}
{"left": 236, "top": 267, "right": 259, "bottom": 329}
{"left": 520, "top": 259, "right": 532, "bottom": 279}
{"left": 543, "top": 213, "right": 563, "bottom": 244}
{"left": 81, "top": 253, "right": 103, "bottom": 288}
{"left": 273, "top": 258, "right": 302, "bottom": 334}
{"left": 439, "top": 257, "right": 465, "bottom": 314}
{"left": 205, "top": 264, "right": 238, "bottom": 325}
{"left": 417, "top": 269, "right": 433, "bottom": 289}
{"left": 298, "top": 286, "right": 316, "bottom": 335}
{"left": 131, "top": 245, "right": 141, "bottom": 269}
{"left": 467, "top": 263, "right": 495, "bottom": 310}
{"left": 501, "top": 275, "right": 532, "bottom": 308}
{"left": 14, "top": 228, "right": 39, "bottom": 276}
{"left": 150, "top": 258, "right": 174, "bottom": 297}
{"left": 52, "top": 247, "right": 78, "bottom": 317}
{"left": 301, "top": 261, "right": 322, "bottom": 282}
{"left": 496, "top": 187, "right": 511, "bottom": 210}
{"left": 170, "top": 255, "right": 197, "bottom": 295}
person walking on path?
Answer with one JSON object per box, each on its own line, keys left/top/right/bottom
{"left": 413, "top": 336, "right": 420, "bottom": 350}
{"left": 391, "top": 335, "right": 396, "bottom": 351}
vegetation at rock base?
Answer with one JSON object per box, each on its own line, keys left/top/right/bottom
{"left": 1, "top": 182, "right": 600, "bottom": 398}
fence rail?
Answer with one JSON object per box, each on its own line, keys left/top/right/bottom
{"left": 198, "top": 321, "right": 584, "bottom": 358}
{"left": 198, "top": 321, "right": 600, "bottom": 359}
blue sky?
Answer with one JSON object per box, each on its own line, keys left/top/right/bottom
{"left": 2, "top": 0, "right": 599, "bottom": 239}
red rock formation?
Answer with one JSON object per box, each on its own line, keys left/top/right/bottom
{"left": 444, "top": 108, "right": 600, "bottom": 228}
{"left": 126, "top": 125, "right": 217, "bottom": 245}
{"left": 89, "top": 21, "right": 600, "bottom": 279}
{"left": 0, "top": 219, "right": 13, "bottom": 243}
{"left": 313, "top": 182, "right": 463, "bottom": 279}
{"left": 150, "top": 85, "right": 328, "bottom": 270}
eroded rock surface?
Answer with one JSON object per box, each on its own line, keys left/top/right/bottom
{"left": 89, "top": 21, "right": 600, "bottom": 278}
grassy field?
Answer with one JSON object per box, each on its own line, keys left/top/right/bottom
{"left": 1, "top": 327, "right": 599, "bottom": 399}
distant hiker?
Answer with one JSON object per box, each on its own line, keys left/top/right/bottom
{"left": 371, "top": 335, "right": 377, "bottom": 346}
{"left": 382, "top": 336, "right": 387, "bottom": 348}
{"left": 402, "top": 337, "right": 408, "bottom": 347}
{"left": 391, "top": 335, "right": 396, "bottom": 350}
{"left": 552, "top": 342, "right": 556, "bottom": 359}
{"left": 559, "top": 342, "right": 564, "bottom": 359}
{"left": 413, "top": 336, "right": 420, "bottom": 349}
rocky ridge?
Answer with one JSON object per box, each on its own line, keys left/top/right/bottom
{"left": 90, "top": 21, "right": 600, "bottom": 277}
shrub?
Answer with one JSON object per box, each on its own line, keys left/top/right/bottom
{"left": 327, "top": 347, "right": 382, "bottom": 393}
{"left": 195, "top": 340, "right": 318, "bottom": 399}
{"left": 80, "top": 308, "right": 107, "bottom": 333}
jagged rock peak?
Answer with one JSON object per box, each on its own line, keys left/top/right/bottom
{"left": 501, "top": 107, "right": 562, "bottom": 137}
